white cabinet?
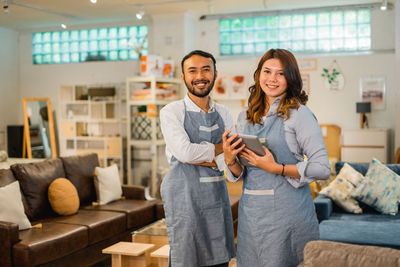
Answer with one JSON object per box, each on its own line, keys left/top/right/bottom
{"left": 126, "top": 76, "right": 183, "bottom": 196}
{"left": 59, "top": 84, "right": 125, "bottom": 179}
{"left": 341, "top": 129, "right": 388, "bottom": 163}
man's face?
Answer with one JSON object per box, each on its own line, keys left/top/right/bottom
{"left": 181, "top": 55, "right": 217, "bottom": 98}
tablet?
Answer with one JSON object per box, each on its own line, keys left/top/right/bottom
{"left": 229, "top": 134, "right": 266, "bottom": 166}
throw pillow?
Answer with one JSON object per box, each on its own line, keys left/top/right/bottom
{"left": 352, "top": 158, "right": 400, "bottom": 215}
{"left": 320, "top": 163, "right": 364, "bottom": 213}
{"left": 48, "top": 178, "right": 80, "bottom": 216}
{"left": 94, "top": 164, "right": 122, "bottom": 205}
{"left": 0, "top": 181, "right": 31, "bottom": 230}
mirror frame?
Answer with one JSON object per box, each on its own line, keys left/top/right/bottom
{"left": 22, "top": 97, "right": 57, "bottom": 159}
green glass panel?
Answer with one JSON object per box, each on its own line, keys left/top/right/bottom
{"left": 344, "top": 38, "right": 357, "bottom": 50}
{"left": 358, "top": 9, "right": 370, "bottom": 23}
{"left": 89, "top": 40, "right": 98, "bottom": 51}
{"left": 232, "top": 44, "right": 242, "bottom": 54}
{"left": 142, "top": 39, "right": 148, "bottom": 49}
{"left": 266, "top": 16, "right": 278, "bottom": 28}
{"left": 80, "top": 52, "right": 88, "bottom": 62}
{"left": 139, "top": 26, "right": 148, "bottom": 36}
{"left": 43, "top": 54, "right": 51, "bottom": 64}
{"left": 358, "top": 38, "right": 371, "bottom": 50}
{"left": 255, "top": 43, "right": 267, "bottom": 54}
{"left": 119, "top": 39, "right": 129, "bottom": 49}
{"left": 304, "top": 27, "right": 317, "bottom": 40}
{"left": 292, "top": 15, "right": 304, "bottom": 27}
{"left": 318, "top": 12, "right": 330, "bottom": 25}
{"left": 33, "top": 44, "right": 42, "bottom": 54}
{"left": 61, "top": 53, "right": 70, "bottom": 63}
{"left": 292, "top": 27, "right": 304, "bottom": 40}
{"left": 305, "top": 14, "right": 316, "bottom": 26}
{"left": 243, "top": 18, "right": 254, "bottom": 29}
{"left": 292, "top": 40, "right": 304, "bottom": 51}
{"left": 304, "top": 40, "right": 317, "bottom": 51}
{"left": 52, "top": 54, "right": 61, "bottom": 64}
{"left": 89, "top": 29, "right": 98, "bottom": 40}
{"left": 243, "top": 44, "right": 254, "bottom": 54}
{"left": 358, "top": 24, "right": 370, "bottom": 37}
{"left": 256, "top": 30, "right": 267, "bottom": 42}
{"left": 266, "top": 42, "right": 278, "bottom": 50}
{"left": 109, "top": 28, "right": 118, "bottom": 38}
{"left": 70, "top": 42, "right": 79, "bottom": 52}
{"left": 219, "top": 19, "right": 230, "bottom": 31}
{"left": 129, "top": 50, "right": 139, "bottom": 60}
{"left": 33, "top": 55, "right": 42, "bottom": 64}
{"left": 119, "top": 50, "right": 128, "bottom": 60}
{"left": 279, "top": 29, "right": 291, "bottom": 41}
{"left": 70, "top": 31, "right": 79, "bottom": 41}
{"left": 331, "top": 11, "right": 343, "bottom": 25}
{"left": 119, "top": 27, "right": 128, "bottom": 38}
{"left": 52, "top": 43, "right": 60, "bottom": 53}
{"left": 344, "top": 25, "right": 356, "bottom": 38}
{"left": 220, "top": 44, "right": 231, "bottom": 55}
{"left": 231, "top": 19, "right": 242, "bottom": 31}
{"left": 52, "top": 32, "right": 60, "bottom": 42}
{"left": 99, "top": 40, "right": 108, "bottom": 50}
{"left": 71, "top": 53, "right": 80, "bottom": 62}
{"left": 80, "top": 30, "right": 88, "bottom": 40}
{"left": 43, "top": 43, "right": 51, "bottom": 53}
{"left": 61, "top": 42, "right": 69, "bottom": 52}
{"left": 220, "top": 32, "right": 230, "bottom": 43}
{"left": 32, "top": 33, "right": 42, "bottom": 43}
{"left": 318, "top": 39, "right": 330, "bottom": 51}
{"left": 255, "top": 17, "right": 267, "bottom": 29}
{"left": 109, "top": 40, "right": 118, "bottom": 50}
{"left": 279, "top": 15, "right": 291, "bottom": 28}
{"left": 344, "top": 11, "right": 356, "bottom": 24}
{"left": 61, "top": 31, "right": 69, "bottom": 41}
{"left": 231, "top": 32, "right": 242, "bottom": 43}
{"left": 109, "top": 51, "right": 118, "bottom": 60}
{"left": 331, "top": 39, "right": 344, "bottom": 50}
{"left": 99, "top": 28, "right": 108, "bottom": 38}
{"left": 279, "top": 41, "right": 291, "bottom": 50}
{"left": 100, "top": 51, "right": 109, "bottom": 60}
{"left": 128, "top": 26, "right": 137, "bottom": 37}
{"left": 43, "top": 32, "right": 51, "bottom": 42}
{"left": 80, "top": 41, "right": 89, "bottom": 51}
{"left": 243, "top": 31, "right": 254, "bottom": 43}
{"left": 318, "top": 26, "right": 330, "bottom": 39}
{"left": 331, "top": 25, "right": 344, "bottom": 38}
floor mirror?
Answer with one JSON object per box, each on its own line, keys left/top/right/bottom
{"left": 22, "top": 97, "right": 57, "bottom": 158}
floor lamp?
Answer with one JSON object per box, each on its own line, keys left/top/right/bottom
{"left": 356, "top": 102, "right": 371, "bottom": 129}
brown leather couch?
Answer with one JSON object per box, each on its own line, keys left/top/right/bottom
{"left": 0, "top": 153, "right": 159, "bottom": 267}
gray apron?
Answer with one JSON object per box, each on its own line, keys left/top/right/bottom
{"left": 237, "top": 113, "right": 319, "bottom": 267}
{"left": 161, "top": 103, "right": 235, "bottom": 267}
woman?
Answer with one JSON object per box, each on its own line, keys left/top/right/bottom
{"left": 222, "top": 49, "right": 330, "bottom": 267}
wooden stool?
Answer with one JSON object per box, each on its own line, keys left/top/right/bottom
{"left": 150, "top": 244, "right": 170, "bottom": 267}
{"left": 102, "top": 241, "right": 155, "bottom": 267}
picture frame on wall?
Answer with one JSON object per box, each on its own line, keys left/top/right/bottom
{"left": 297, "top": 58, "right": 318, "bottom": 71}
{"left": 301, "top": 73, "right": 310, "bottom": 95}
{"left": 360, "top": 76, "right": 386, "bottom": 110}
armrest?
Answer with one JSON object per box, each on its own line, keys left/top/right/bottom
{"left": 0, "top": 221, "right": 20, "bottom": 267}
{"left": 155, "top": 201, "right": 165, "bottom": 220}
{"left": 122, "top": 185, "right": 145, "bottom": 200}
{"left": 314, "top": 195, "right": 333, "bottom": 222}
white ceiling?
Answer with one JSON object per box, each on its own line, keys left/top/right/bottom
{"left": 0, "top": 0, "right": 386, "bottom": 31}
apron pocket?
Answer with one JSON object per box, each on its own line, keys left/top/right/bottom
{"left": 197, "top": 175, "right": 226, "bottom": 209}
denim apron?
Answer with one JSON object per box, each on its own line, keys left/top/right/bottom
{"left": 237, "top": 114, "right": 319, "bottom": 267}
{"left": 161, "top": 103, "right": 235, "bottom": 267}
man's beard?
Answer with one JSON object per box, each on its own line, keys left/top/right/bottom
{"left": 183, "top": 75, "right": 216, "bottom": 98}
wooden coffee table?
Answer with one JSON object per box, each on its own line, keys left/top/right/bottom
{"left": 102, "top": 241, "right": 154, "bottom": 267}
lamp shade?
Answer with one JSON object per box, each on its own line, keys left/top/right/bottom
{"left": 356, "top": 102, "right": 371, "bottom": 113}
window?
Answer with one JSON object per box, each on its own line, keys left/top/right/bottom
{"left": 32, "top": 25, "right": 148, "bottom": 64}
{"left": 219, "top": 9, "right": 370, "bottom": 56}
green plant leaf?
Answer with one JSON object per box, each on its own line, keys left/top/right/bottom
{"left": 323, "top": 68, "right": 328, "bottom": 72}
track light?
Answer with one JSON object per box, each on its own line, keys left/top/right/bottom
{"left": 380, "top": 0, "right": 387, "bottom": 10}
{"left": 61, "top": 23, "right": 67, "bottom": 29}
{"left": 90, "top": 0, "right": 97, "bottom": 3}
{"left": 136, "top": 4, "right": 145, "bottom": 20}
{"left": 3, "top": 0, "right": 9, "bottom": 14}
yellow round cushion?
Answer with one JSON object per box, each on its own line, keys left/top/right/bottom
{"left": 48, "top": 178, "right": 79, "bottom": 216}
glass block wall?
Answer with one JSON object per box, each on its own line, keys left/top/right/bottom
{"left": 32, "top": 25, "right": 148, "bottom": 64}
{"left": 219, "top": 9, "right": 371, "bottom": 56}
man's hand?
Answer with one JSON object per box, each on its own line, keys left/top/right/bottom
{"left": 222, "top": 130, "right": 245, "bottom": 165}
{"left": 214, "top": 143, "right": 223, "bottom": 156}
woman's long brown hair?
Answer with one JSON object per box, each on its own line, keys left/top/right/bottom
{"left": 246, "top": 49, "right": 308, "bottom": 125}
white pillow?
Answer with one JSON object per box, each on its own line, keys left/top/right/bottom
{"left": 94, "top": 164, "right": 122, "bottom": 205}
{"left": 0, "top": 181, "right": 31, "bottom": 230}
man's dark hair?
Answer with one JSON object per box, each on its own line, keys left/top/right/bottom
{"left": 181, "top": 50, "right": 216, "bottom": 73}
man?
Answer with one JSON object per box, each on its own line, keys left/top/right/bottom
{"left": 160, "top": 50, "right": 236, "bottom": 267}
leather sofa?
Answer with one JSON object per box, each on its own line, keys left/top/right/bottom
{"left": 314, "top": 161, "right": 400, "bottom": 249}
{"left": 0, "top": 153, "right": 159, "bottom": 267}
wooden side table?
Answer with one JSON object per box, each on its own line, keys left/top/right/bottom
{"left": 150, "top": 244, "right": 170, "bottom": 267}
{"left": 102, "top": 242, "right": 155, "bottom": 267}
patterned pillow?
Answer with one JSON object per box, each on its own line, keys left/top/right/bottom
{"left": 352, "top": 158, "right": 400, "bottom": 215}
{"left": 320, "top": 163, "right": 364, "bottom": 213}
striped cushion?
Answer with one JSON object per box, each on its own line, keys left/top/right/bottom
{"left": 352, "top": 158, "right": 400, "bottom": 215}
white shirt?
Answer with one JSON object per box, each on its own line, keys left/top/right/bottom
{"left": 160, "top": 94, "right": 235, "bottom": 170}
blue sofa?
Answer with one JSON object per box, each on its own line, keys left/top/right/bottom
{"left": 314, "top": 161, "right": 400, "bottom": 249}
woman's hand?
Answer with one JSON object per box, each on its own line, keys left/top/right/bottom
{"left": 240, "top": 146, "right": 280, "bottom": 173}
{"left": 222, "top": 130, "right": 245, "bottom": 165}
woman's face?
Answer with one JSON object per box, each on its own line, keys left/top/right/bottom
{"left": 259, "top": 58, "right": 287, "bottom": 104}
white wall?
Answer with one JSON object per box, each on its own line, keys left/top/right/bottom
{"left": 395, "top": 0, "right": 400, "bottom": 151}
{"left": 0, "top": 27, "right": 20, "bottom": 150}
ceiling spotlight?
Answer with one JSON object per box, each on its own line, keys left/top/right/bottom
{"left": 380, "top": 0, "right": 387, "bottom": 10}
{"left": 136, "top": 5, "right": 145, "bottom": 20}
{"left": 61, "top": 23, "right": 67, "bottom": 29}
{"left": 90, "top": 0, "right": 97, "bottom": 3}
{"left": 3, "top": 0, "right": 9, "bottom": 14}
